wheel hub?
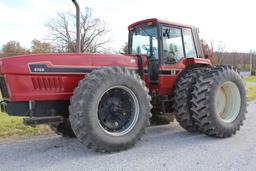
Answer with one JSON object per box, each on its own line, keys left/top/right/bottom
{"left": 215, "top": 81, "right": 241, "bottom": 123}
{"left": 97, "top": 86, "right": 139, "bottom": 136}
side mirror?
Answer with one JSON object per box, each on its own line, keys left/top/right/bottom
{"left": 163, "top": 28, "right": 171, "bottom": 38}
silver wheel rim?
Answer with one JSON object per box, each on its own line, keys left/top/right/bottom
{"left": 97, "top": 86, "right": 140, "bottom": 136}
{"left": 215, "top": 81, "right": 241, "bottom": 123}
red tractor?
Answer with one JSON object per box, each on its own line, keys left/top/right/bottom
{"left": 0, "top": 0, "right": 247, "bottom": 153}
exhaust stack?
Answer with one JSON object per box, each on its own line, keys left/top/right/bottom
{"left": 72, "top": 0, "right": 81, "bottom": 53}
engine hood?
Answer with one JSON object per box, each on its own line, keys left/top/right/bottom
{"left": 0, "top": 53, "right": 139, "bottom": 75}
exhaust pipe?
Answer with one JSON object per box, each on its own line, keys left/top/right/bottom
{"left": 72, "top": 0, "right": 81, "bottom": 53}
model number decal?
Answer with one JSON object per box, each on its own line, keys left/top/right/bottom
{"left": 29, "top": 64, "right": 95, "bottom": 74}
{"left": 33, "top": 68, "right": 46, "bottom": 72}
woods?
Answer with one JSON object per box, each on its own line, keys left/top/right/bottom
{"left": 202, "top": 41, "right": 256, "bottom": 73}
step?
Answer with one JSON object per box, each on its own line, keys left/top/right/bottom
{"left": 23, "top": 116, "right": 64, "bottom": 126}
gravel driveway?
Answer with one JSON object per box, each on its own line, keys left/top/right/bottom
{"left": 246, "top": 82, "right": 256, "bottom": 86}
{"left": 0, "top": 101, "right": 255, "bottom": 171}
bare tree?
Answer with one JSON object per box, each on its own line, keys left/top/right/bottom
{"left": 201, "top": 40, "right": 217, "bottom": 64}
{"left": 47, "top": 7, "right": 110, "bottom": 53}
{"left": 120, "top": 42, "right": 128, "bottom": 54}
{"left": 215, "top": 41, "right": 226, "bottom": 64}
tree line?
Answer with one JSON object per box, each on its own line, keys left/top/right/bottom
{"left": 202, "top": 41, "right": 256, "bottom": 72}
{"left": 0, "top": 40, "right": 52, "bottom": 57}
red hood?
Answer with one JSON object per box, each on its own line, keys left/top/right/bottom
{"left": 0, "top": 53, "right": 139, "bottom": 74}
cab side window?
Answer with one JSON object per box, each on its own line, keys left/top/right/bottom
{"left": 162, "top": 27, "right": 184, "bottom": 64}
{"left": 182, "top": 28, "right": 197, "bottom": 57}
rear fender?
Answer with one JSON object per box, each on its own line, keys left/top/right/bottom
{"left": 184, "top": 57, "right": 212, "bottom": 66}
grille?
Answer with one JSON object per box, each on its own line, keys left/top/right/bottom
{"left": 31, "top": 77, "right": 64, "bottom": 92}
{"left": 0, "top": 76, "right": 9, "bottom": 98}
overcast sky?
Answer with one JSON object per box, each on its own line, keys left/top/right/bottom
{"left": 0, "top": 0, "right": 255, "bottom": 52}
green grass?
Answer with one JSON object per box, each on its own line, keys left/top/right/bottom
{"left": 0, "top": 92, "right": 52, "bottom": 139}
{"left": 246, "top": 85, "right": 256, "bottom": 102}
{"left": 0, "top": 113, "right": 51, "bottom": 139}
{"left": 244, "top": 76, "right": 256, "bottom": 82}
{"left": 243, "top": 76, "right": 256, "bottom": 101}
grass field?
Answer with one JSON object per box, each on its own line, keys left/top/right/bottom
{"left": 244, "top": 76, "right": 256, "bottom": 101}
{"left": 247, "top": 85, "right": 256, "bottom": 101}
{"left": 244, "top": 76, "right": 256, "bottom": 82}
{"left": 0, "top": 76, "right": 256, "bottom": 139}
{"left": 0, "top": 113, "right": 51, "bottom": 139}
{"left": 0, "top": 92, "right": 52, "bottom": 139}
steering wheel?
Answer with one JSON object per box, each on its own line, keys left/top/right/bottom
{"left": 142, "top": 44, "right": 150, "bottom": 51}
{"left": 142, "top": 45, "right": 151, "bottom": 56}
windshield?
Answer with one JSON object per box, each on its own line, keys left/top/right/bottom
{"left": 129, "top": 24, "right": 158, "bottom": 59}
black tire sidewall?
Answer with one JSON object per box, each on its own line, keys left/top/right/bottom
{"left": 73, "top": 70, "right": 150, "bottom": 147}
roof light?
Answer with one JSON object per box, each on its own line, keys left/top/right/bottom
{"left": 147, "top": 22, "right": 153, "bottom": 26}
{"left": 129, "top": 27, "right": 134, "bottom": 31}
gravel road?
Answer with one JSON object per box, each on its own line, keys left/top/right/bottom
{"left": 246, "top": 82, "right": 256, "bottom": 86}
{"left": 0, "top": 101, "right": 255, "bottom": 171}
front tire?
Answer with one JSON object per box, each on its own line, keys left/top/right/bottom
{"left": 191, "top": 66, "right": 247, "bottom": 138}
{"left": 69, "top": 67, "right": 152, "bottom": 153}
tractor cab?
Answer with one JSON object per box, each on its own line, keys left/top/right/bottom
{"left": 128, "top": 18, "right": 204, "bottom": 85}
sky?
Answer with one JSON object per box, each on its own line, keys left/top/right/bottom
{"left": 0, "top": 0, "right": 255, "bottom": 53}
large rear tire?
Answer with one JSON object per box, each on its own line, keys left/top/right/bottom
{"left": 69, "top": 67, "right": 152, "bottom": 153}
{"left": 191, "top": 66, "right": 247, "bottom": 137}
{"left": 171, "top": 67, "right": 209, "bottom": 133}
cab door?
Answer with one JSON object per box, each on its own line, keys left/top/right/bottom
{"left": 158, "top": 26, "right": 198, "bottom": 95}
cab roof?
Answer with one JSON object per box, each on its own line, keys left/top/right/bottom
{"left": 128, "top": 18, "right": 195, "bottom": 30}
